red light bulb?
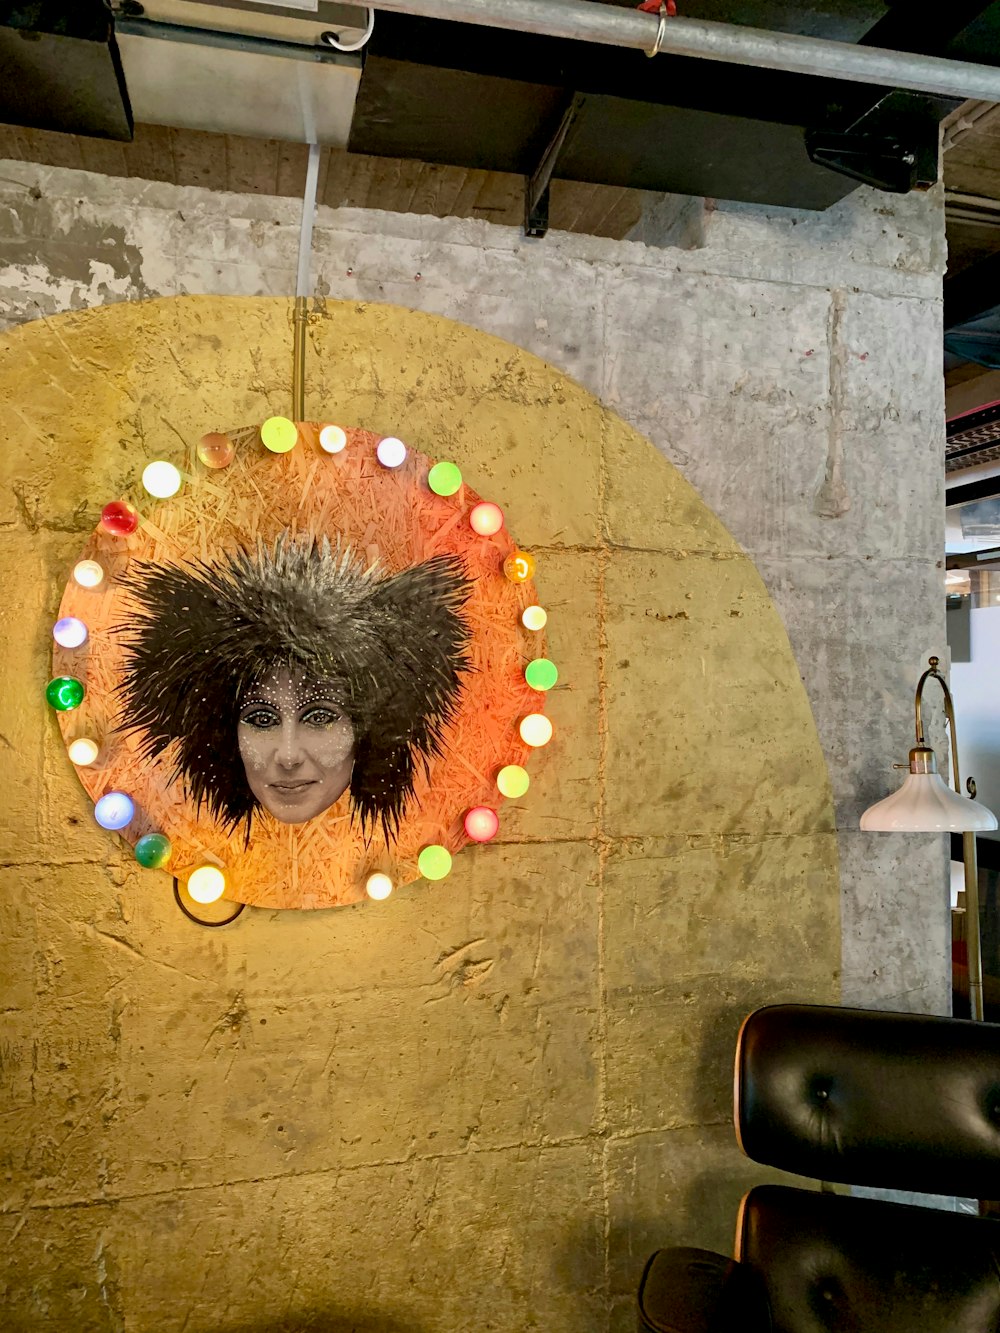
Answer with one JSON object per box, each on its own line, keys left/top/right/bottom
{"left": 100, "top": 500, "right": 139, "bottom": 536}
{"left": 464, "top": 806, "right": 500, "bottom": 842}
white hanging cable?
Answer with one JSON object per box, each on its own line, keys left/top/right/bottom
{"left": 296, "top": 141, "right": 322, "bottom": 299}
{"left": 293, "top": 141, "right": 322, "bottom": 417}
{"left": 321, "top": 8, "right": 375, "bottom": 51}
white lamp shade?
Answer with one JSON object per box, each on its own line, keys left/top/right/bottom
{"left": 861, "top": 771, "right": 998, "bottom": 833}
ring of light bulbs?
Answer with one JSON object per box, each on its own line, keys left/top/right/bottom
{"left": 49, "top": 418, "right": 559, "bottom": 924}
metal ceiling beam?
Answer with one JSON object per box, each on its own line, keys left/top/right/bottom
{"left": 369, "top": 0, "right": 1000, "bottom": 102}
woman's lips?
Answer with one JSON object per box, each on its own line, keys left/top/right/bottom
{"left": 267, "top": 779, "right": 318, "bottom": 795}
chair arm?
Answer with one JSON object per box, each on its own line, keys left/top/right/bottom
{"left": 637, "top": 1246, "right": 771, "bottom": 1333}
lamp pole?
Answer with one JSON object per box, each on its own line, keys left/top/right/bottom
{"left": 915, "top": 658, "right": 984, "bottom": 1021}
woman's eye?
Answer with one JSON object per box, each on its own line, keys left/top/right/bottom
{"left": 301, "top": 707, "right": 343, "bottom": 728}
{"left": 241, "top": 708, "right": 279, "bottom": 729}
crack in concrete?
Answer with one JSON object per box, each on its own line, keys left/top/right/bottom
{"left": 813, "top": 288, "right": 852, "bottom": 519}
{"left": 11, "top": 1115, "right": 734, "bottom": 1216}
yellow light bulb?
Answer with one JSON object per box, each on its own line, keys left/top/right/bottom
{"left": 261, "top": 416, "right": 298, "bottom": 453}
{"left": 366, "top": 872, "right": 393, "bottom": 900}
{"left": 497, "top": 764, "right": 530, "bottom": 799}
{"left": 521, "top": 605, "right": 547, "bottom": 631}
{"left": 188, "top": 864, "right": 226, "bottom": 904}
{"left": 142, "top": 460, "right": 182, "bottom": 498}
{"left": 68, "top": 737, "right": 99, "bottom": 766}
{"left": 519, "top": 713, "right": 553, "bottom": 748}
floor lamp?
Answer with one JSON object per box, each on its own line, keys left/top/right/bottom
{"left": 860, "top": 657, "right": 997, "bottom": 1020}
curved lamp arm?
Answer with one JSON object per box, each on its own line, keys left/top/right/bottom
{"left": 914, "top": 656, "right": 968, "bottom": 796}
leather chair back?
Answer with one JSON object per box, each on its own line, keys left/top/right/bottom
{"left": 735, "top": 1004, "right": 1000, "bottom": 1195}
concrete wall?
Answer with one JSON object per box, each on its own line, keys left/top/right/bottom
{"left": 0, "top": 158, "right": 950, "bottom": 1330}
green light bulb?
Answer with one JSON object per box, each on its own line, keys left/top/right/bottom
{"left": 418, "top": 845, "right": 453, "bottom": 881}
{"left": 525, "top": 658, "right": 558, "bottom": 692}
{"left": 46, "top": 676, "right": 85, "bottom": 711}
{"left": 135, "top": 833, "right": 172, "bottom": 869}
{"left": 427, "top": 461, "right": 462, "bottom": 497}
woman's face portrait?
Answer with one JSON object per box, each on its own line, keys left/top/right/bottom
{"left": 237, "top": 667, "right": 355, "bottom": 824}
{"left": 120, "top": 539, "right": 469, "bottom": 840}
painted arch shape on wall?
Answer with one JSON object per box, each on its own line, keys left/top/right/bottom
{"left": 0, "top": 295, "right": 838, "bottom": 926}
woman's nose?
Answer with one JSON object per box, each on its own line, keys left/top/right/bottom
{"left": 274, "top": 719, "right": 306, "bottom": 768}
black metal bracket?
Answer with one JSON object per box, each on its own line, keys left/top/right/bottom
{"left": 524, "top": 92, "right": 585, "bottom": 239}
{"left": 807, "top": 88, "right": 951, "bottom": 195}
{"left": 805, "top": 129, "right": 919, "bottom": 194}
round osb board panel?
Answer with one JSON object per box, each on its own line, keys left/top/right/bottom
{"left": 52, "top": 423, "right": 543, "bottom": 909}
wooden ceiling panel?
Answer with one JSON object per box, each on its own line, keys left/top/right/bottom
{"left": 945, "top": 105, "right": 1000, "bottom": 202}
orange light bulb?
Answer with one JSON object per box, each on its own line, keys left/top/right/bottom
{"left": 504, "top": 551, "right": 536, "bottom": 583}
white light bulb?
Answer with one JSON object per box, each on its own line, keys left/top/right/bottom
{"left": 519, "top": 713, "right": 553, "bottom": 748}
{"left": 319, "top": 424, "right": 347, "bottom": 454}
{"left": 73, "top": 560, "right": 104, "bottom": 589}
{"left": 94, "top": 791, "right": 135, "bottom": 831}
{"left": 142, "top": 461, "right": 182, "bottom": 499}
{"left": 53, "top": 617, "right": 88, "bottom": 648}
{"left": 376, "top": 436, "right": 407, "bottom": 468}
{"left": 188, "top": 865, "right": 226, "bottom": 904}
{"left": 366, "top": 872, "right": 393, "bottom": 900}
{"left": 68, "top": 737, "right": 99, "bottom": 766}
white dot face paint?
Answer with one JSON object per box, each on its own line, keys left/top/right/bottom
{"left": 237, "top": 667, "right": 355, "bottom": 824}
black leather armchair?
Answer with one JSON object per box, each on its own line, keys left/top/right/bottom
{"left": 637, "top": 1004, "right": 1000, "bottom": 1333}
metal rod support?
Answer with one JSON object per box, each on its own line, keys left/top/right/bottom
{"left": 965, "top": 830, "right": 985, "bottom": 1022}
{"left": 914, "top": 656, "right": 985, "bottom": 1021}
{"left": 292, "top": 297, "right": 308, "bottom": 421}
{"left": 115, "top": 16, "right": 360, "bottom": 66}
{"left": 371, "top": 0, "right": 1000, "bottom": 103}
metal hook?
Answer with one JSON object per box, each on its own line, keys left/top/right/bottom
{"left": 646, "top": 2, "right": 669, "bottom": 58}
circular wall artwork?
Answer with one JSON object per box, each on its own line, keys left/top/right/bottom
{"left": 50, "top": 420, "right": 553, "bottom": 910}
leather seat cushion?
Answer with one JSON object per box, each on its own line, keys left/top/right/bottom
{"left": 637, "top": 1246, "right": 770, "bottom": 1333}
{"left": 740, "top": 1186, "right": 1000, "bottom": 1333}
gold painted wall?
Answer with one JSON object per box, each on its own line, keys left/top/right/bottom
{"left": 0, "top": 296, "right": 839, "bottom": 1332}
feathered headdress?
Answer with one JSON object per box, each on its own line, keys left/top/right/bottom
{"left": 116, "top": 536, "right": 471, "bottom": 840}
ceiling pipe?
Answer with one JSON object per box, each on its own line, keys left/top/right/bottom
{"left": 370, "top": 0, "right": 1000, "bottom": 103}
{"left": 943, "top": 100, "right": 998, "bottom": 151}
